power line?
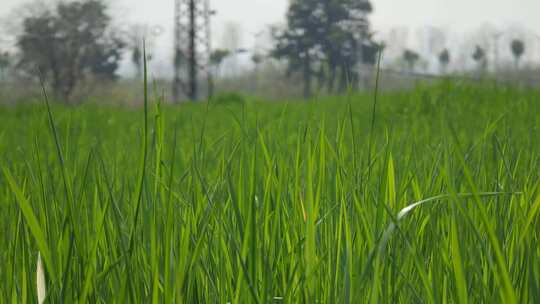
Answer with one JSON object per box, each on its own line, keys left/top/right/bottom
{"left": 173, "top": 0, "right": 214, "bottom": 102}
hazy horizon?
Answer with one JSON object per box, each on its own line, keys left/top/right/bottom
{"left": 1, "top": 0, "right": 539, "bottom": 75}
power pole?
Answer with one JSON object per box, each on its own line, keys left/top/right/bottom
{"left": 173, "top": 0, "right": 213, "bottom": 102}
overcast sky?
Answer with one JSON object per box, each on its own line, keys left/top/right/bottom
{"left": 2, "top": 0, "right": 539, "bottom": 42}
{"left": 118, "top": 0, "right": 540, "bottom": 47}
{"left": 1, "top": 0, "right": 539, "bottom": 72}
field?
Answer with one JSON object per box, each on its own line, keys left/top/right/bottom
{"left": 1, "top": 81, "right": 540, "bottom": 303}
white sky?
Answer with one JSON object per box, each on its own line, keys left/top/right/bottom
{"left": 1, "top": 0, "right": 539, "bottom": 72}
{"left": 2, "top": 0, "right": 539, "bottom": 43}
{"left": 121, "top": 0, "right": 540, "bottom": 48}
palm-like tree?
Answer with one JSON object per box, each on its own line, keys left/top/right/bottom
{"left": 510, "top": 39, "right": 525, "bottom": 71}
{"left": 0, "top": 52, "right": 9, "bottom": 81}
{"left": 207, "top": 49, "right": 231, "bottom": 98}
{"left": 251, "top": 53, "right": 263, "bottom": 70}
{"left": 210, "top": 49, "right": 231, "bottom": 78}
{"left": 403, "top": 49, "right": 420, "bottom": 73}
{"left": 472, "top": 45, "right": 487, "bottom": 73}
{"left": 438, "top": 49, "right": 450, "bottom": 74}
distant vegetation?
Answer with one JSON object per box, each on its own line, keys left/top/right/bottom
{"left": 0, "top": 0, "right": 538, "bottom": 103}
{"left": 16, "top": 0, "right": 124, "bottom": 102}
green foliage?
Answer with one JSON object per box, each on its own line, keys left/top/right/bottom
{"left": 403, "top": 49, "right": 420, "bottom": 71}
{"left": 439, "top": 49, "right": 450, "bottom": 68}
{"left": 272, "top": 0, "right": 377, "bottom": 97}
{"left": 1, "top": 82, "right": 540, "bottom": 302}
{"left": 211, "top": 91, "right": 246, "bottom": 105}
{"left": 251, "top": 53, "right": 264, "bottom": 66}
{"left": 210, "top": 49, "right": 231, "bottom": 66}
{"left": 17, "top": 0, "right": 124, "bottom": 101}
{"left": 0, "top": 51, "right": 9, "bottom": 80}
{"left": 511, "top": 39, "right": 525, "bottom": 70}
{"left": 473, "top": 45, "right": 487, "bottom": 71}
{"left": 0, "top": 52, "right": 9, "bottom": 69}
{"left": 511, "top": 39, "right": 525, "bottom": 60}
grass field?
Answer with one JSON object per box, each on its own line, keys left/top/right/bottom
{"left": 1, "top": 80, "right": 540, "bottom": 303}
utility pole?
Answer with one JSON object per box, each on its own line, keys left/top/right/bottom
{"left": 173, "top": 0, "right": 213, "bottom": 102}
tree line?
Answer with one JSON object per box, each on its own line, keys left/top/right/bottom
{"left": 401, "top": 39, "right": 525, "bottom": 75}
{"left": 210, "top": 0, "right": 381, "bottom": 99}
{"left": 1, "top": 0, "right": 382, "bottom": 102}
{"left": 271, "top": 0, "right": 379, "bottom": 98}
{"left": 0, "top": 0, "right": 533, "bottom": 102}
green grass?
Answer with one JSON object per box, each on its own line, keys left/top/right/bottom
{"left": 1, "top": 81, "right": 540, "bottom": 303}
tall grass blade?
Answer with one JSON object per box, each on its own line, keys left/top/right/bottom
{"left": 3, "top": 169, "right": 56, "bottom": 281}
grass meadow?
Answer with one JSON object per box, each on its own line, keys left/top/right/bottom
{"left": 1, "top": 80, "right": 540, "bottom": 302}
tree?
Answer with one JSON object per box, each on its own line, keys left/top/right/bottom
{"left": 272, "top": 0, "right": 376, "bottom": 98}
{"left": 320, "top": 0, "right": 376, "bottom": 92}
{"left": 17, "top": 0, "right": 124, "bottom": 102}
{"left": 0, "top": 52, "right": 9, "bottom": 81}
{"left": 207, "top": 49, "right": 230, "bottom": 98}
{"left": 272, "top": 0, "right": 322, "bottom": 99}
{"left": 250, "top": 53, "right": 264, "bottom": 91}
{"left": 210, "top": 49, "right": 230, "bottom": 78}
{"left": 438, "top": 49, "right": 450, "bottom": 74}
{"left": 510, "top": 39, "right": 525, "bottom": 70}
{"left": 472, "top": 45, "right": 487, "bottom": 73}
{"left": 251, "top": 53, "right": 263, "bottom": 68}
{"left": 403, "top": 49, "right": 420, "bottom": 72}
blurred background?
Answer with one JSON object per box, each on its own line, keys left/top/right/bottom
{"left": 0, "top": 0, "right": 539, "bottom": 104}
